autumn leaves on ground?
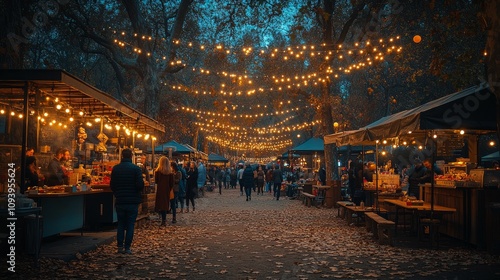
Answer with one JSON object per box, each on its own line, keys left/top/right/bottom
{"left": 10, "top": 189, "right": 500, "bottom": 279}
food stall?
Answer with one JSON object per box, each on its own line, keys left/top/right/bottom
{"left": 208, "top": 153, "right": 229, "bottom": 167}
{"left": 420, "top": 163, "right": 500, "bottom": 249}
{"left": 324, "top": 84, "right": 499, "bottom": 250}
{"left": 364, "top": 173, "right": 401, "bottom": 205}
{"left": 0, "top": 69, "right": 165, "bottom": 236}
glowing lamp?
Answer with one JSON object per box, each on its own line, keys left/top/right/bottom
{"left": 413, "top": 35, "right": 422, "bottom": 43}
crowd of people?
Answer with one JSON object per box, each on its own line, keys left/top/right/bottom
{"left": 109, "top": 152, "right": 308, "bottom": 254}
{"left": 23, "top": 146, "right": 449, "bottom": 255}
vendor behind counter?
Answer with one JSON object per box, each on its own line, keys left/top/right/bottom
{"left": 45, "top": 148, "right": 71, "bottom": 186}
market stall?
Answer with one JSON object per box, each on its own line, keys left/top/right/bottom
{"left": 151, "top": 140, "right": 196, "bottom": 162}
{"left": 289, "top": 137, "right": 324, "bottom": 171}
{"left": 208, "top": 153, "right": 229, "bottom": 166}
{"left": 0, "top": 69, "right": 165, "bottom": 236}
{"left": 324, "top": 84, "right": 499, "bottom": 249}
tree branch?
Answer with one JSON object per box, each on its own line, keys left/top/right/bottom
{"left": 335, "top": 1, "right": 370, "bottom": 45}
{"left": 163, "top": 0, "right": 193, "bottom": 75}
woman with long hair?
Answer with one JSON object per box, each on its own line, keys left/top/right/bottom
{"left": 185, "top": 161, "right": 198, "bottom": 212}
{"left": 154, "top": 156, "right": 174, "bottom": 226}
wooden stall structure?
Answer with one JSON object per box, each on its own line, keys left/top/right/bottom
{"left": 208, "top": 153, "right": 229, "bottom": 167}
{"left": 0, "top": 69, "right": 165, "bottom": 236}
{"left": 324, "top": 84, "right": 499, "bottom": 249}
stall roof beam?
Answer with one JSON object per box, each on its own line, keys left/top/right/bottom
{"left": 325, "top": 84, "right": 496, "bottom": 146}
{"left": 0, "top": 69, "right": 165, "bottom": 133}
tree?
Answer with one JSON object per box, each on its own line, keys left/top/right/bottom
{"left": 54, "top": 0, "right": 193, "bottom": 118}
{"left": 480, "top": 0, "right": 500, "bottom": 143}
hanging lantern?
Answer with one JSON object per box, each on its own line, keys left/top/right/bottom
{"left": 413, "top": 35, "right": 422, "bottom": 43}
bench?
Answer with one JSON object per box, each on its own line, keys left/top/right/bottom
{"left": 365, "top": 212, "right": 396, "bottom": 246}
{"left": 302, "top": 192, "right": 316, "bottom": 207}
{"left": 336, "top": 201, "right": 353, "bottom": 219}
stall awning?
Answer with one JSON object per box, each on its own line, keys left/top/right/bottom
{"left": 482, "top": 151, "right": 500, "bottom": 162}
{"left": 291, "top": 137, "right": 324, "bottom": 154}
{"left": 325, "top": 84, "right": 496, "bottom": 146}
{"left": 0, "top": 69, "right": 165, "bottom": 133}
{"left": 152, "top": 140, "right": 192, "bottom": 153}
{"left": 208, "top": 153, "right": 229, "bottom": 162}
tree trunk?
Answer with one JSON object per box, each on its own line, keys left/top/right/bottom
{"left": 321, "top": 83, "right": 338, "bottom": 182}
{"left": 143, "top": 64, "right": 160, "bottom": 118}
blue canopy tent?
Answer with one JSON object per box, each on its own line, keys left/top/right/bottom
{"left": 151, "top": 140, "right": 192, "bottom": 154}
{"left": 291, "top": 137, "right": 324, "bottom": 154}
{"left": 208, "top": 153, "right": 229, "bottom": 163}
{"left": 149, "top": 140, "right": 193, "bottom": 160}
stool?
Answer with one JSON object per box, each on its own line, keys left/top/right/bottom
{"left": 419, "top": 218, "right": 440, "bottom": 248}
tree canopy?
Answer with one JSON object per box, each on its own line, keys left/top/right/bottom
{"left": 0, "top": 0, "right": 492, "bottom": 161}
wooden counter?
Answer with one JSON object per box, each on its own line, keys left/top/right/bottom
{"left": 27, "top": 190, "right": 107, "bottom": 237}
{"left": 27, "top": 189, "right": 104, "bottom": 197}
{"left": 420, "top": 184, "right": 500, "bottom": 251}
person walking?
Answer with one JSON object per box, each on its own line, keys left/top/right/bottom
{"left": 237, "top": 165, "right": 244, "bottom": 196}
{"left": 224, "top": 167, "right": 231, "bottom": 189}
{"left": 154, "top": 156, "right": 175, "bottom": 226}
{"left": 230, "top": 167, "right": 237, "bottom": 189}
{"left": 242, "top": 163, "right": 254, "bottom": 201}
{"left": 110, "top": 148, "right": 144, "bottom": 254}
{"left": 170, "top": 161, "right": 182, "bottom": 223}
{"left": 216, "top": 167, "right": 224, "bottom": 194}
{"left": 252, "top": 166, "right": 258, "bottom": 193}
{"left": 265, "top": 167, "right": 273, "bottom": 194}
{"left": 177, "top": 161, "right": 187, "bottom": 213}
{"left": 186, "top": 161, "right": 198, "bottom": 212}
{"left": 197, "top": 159, "right": 207, "bottom": 197}
{"left": 272, "top": 165, "right": 283, "bottom": 200}
{"left": 256, "top": 165, "right": 265, "bottom": 195}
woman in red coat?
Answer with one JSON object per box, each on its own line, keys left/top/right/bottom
{"left": 155, "top": 156, "right": 174, "bottom": 226}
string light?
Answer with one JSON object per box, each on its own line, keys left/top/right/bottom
{"left": 111, "top": 28, "right": 400, "bottom": 58}
{"left": 108, "top": 28, "right": 405, "bottom": 151}
{"left": 180, "top": 105, "right": 308, "bottom": 118}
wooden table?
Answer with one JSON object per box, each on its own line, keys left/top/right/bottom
{"left": 383, "top": 199, "right": 456, "bottom": 234}
{"left": 343, "top": 205, "right": 388, "bottom": 226}
{"left": 336, "top": 201, "right": 353, "bottom": 219}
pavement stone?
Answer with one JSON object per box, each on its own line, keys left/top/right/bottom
{"left": 4, "top": 187, "right": 500, "bottom": 279}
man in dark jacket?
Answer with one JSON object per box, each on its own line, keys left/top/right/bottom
{"left": 110, "top": 148, "right": 144, "bottom": 254}
{"left": 242, "top": 163, "right": 254, "bottom": 201}
{"left": 272, "top": 165, "right": 283, "bottom": 200}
